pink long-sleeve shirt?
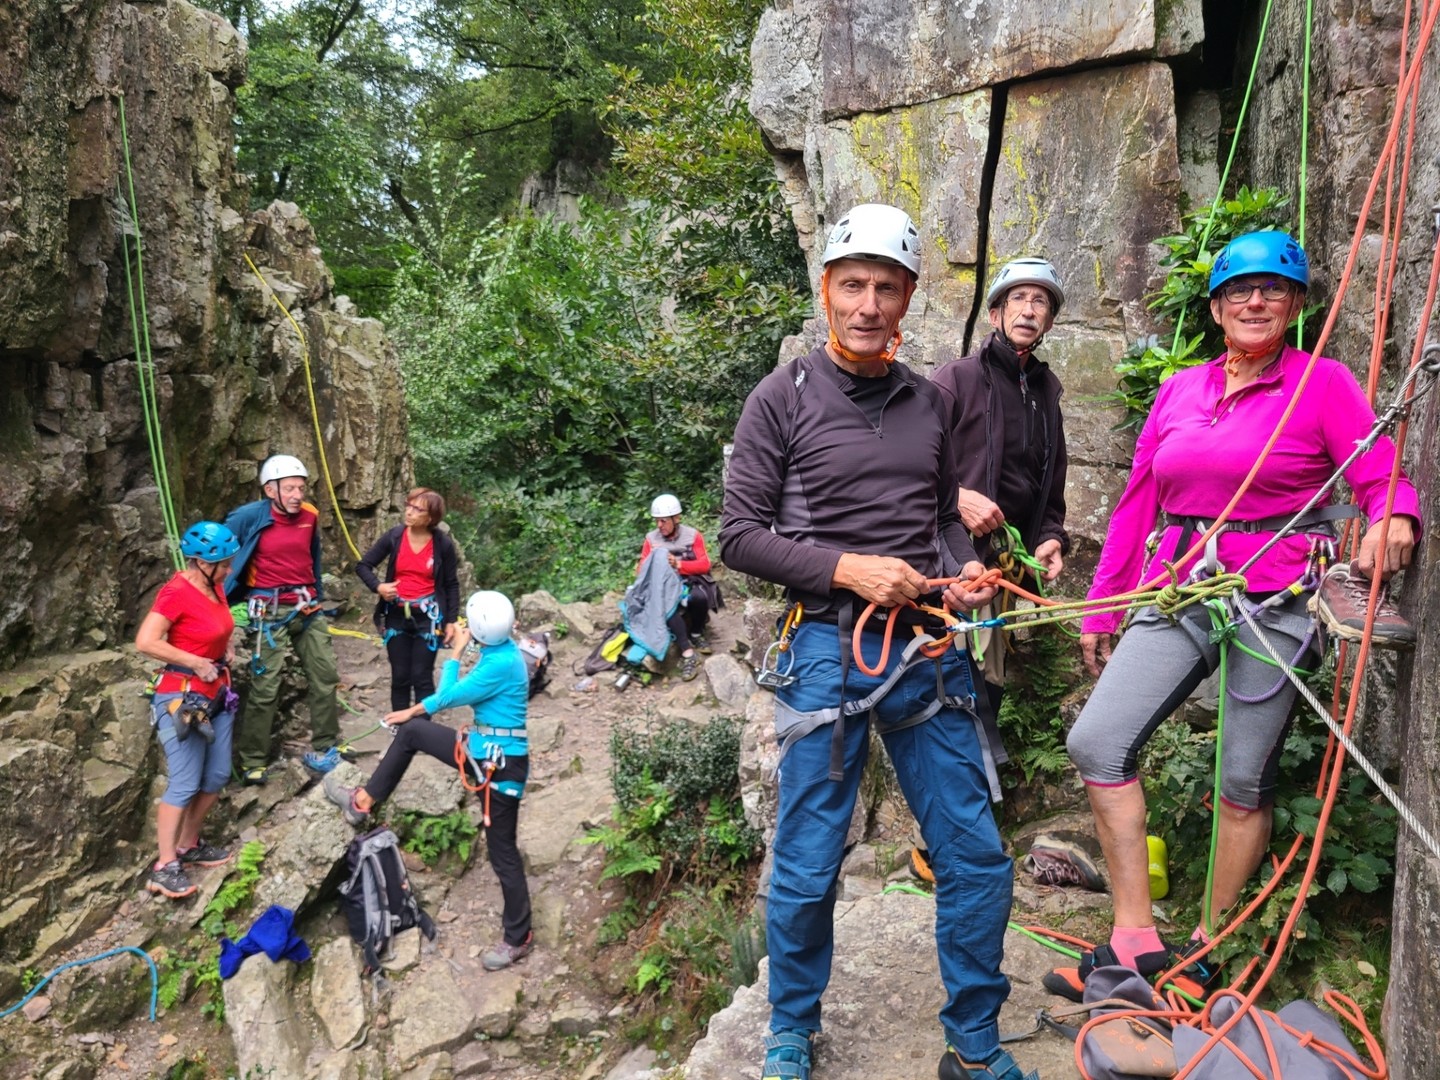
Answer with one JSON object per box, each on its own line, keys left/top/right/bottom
{"left": 1083, "top": 347, "right": 1422, "bottom": 635}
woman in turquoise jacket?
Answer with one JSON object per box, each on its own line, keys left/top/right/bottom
{"left": 324, "top": 590, "right": 533, "bottom": 971}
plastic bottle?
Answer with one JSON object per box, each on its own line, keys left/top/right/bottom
{"left": 1147, "top": 835, "right": 1169, "bottom": 900}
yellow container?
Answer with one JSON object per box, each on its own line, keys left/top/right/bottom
{"left": 1147, "top": 835, "right": 1169, "bottom": 900}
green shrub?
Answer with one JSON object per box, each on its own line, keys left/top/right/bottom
{"left": 997, "top": 624, "right": 1079, "bottom": 786}
{"left": 392, "top": 808, "right": 479, "bottom": 870}
{"left": 1111, "top": 187, "right": 1295, "bottom": 430}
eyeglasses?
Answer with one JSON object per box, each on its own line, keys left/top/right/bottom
{"left": 405, "top": 502, "right": 426, "bottom": 513}
{"left": 1004, "top": 292, "right": 1051, "bottom": 312}
{"left": 1220, "top": 280, "right": 1292, "bottom": 304}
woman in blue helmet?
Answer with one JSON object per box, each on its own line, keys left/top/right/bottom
{"left": 135, "top": 521, "right": 243, "bottom": 899}
{"left": 1049, "top": 231, "right": 1420, "bottom": 1000}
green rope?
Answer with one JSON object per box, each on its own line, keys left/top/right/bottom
{"left": 1169, "top": 0, "right": 1277, "bottom": 355}
{"left": 1007, "top": 922, "right": 1082, "bottom": 960}
{"left": 1296, "top": 0, "right": 1314, "bottom": 340}
{"left": 1200, "top": 600, "right": 1231, "bottom": 938}
{"left": 117, "top": 93, "right": 182, "bottom": 568}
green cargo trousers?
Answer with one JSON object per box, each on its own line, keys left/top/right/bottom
{"left": 235, "top": 612, "right": 340, "bottom": 770}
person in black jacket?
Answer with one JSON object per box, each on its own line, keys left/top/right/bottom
{"left": 930, "top": 258, "right": 1070, "bottom": 716}
{"left": 356, "top": 488, "right": 462, "bottom": 711}
{"left": 721, "top": 204, "right": 1034, "bottom": 1080}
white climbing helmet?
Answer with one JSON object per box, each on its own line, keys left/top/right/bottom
{"left": 465, "top": 590, "right": 515, "bottom": 646}
{"left": 985, "top": 258, "right": 1065, "bottom": 314}
{"left": 821, "top": 204, "right": 921, "bottom": 279}
{"left": 649, "top": 493, "right": 682, "bottom": 518}
{"left": 259, "top": 454, "right": 309, "bottom": 486}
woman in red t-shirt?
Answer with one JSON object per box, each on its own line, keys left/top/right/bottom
{"left": 134, "top": 521, "right": 241, "bottom": 900}
{"left": 356, "top": 488, "right": 462, "bottom": 710}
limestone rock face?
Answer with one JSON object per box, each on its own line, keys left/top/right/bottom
{"left": 0, "top": 0, "right": 413, "bottom": 669}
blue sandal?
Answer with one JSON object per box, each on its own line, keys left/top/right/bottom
{"left": 939, "top": 1046, "right": 1040, "bottom": 1080}
{"left": 762, "top": 1030, "right": 814, "bottom": 1080}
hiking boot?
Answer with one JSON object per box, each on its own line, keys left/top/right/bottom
{"left": 679, "top": 654, "right": 700, "bottom": 682}
{"left": 691, "top": 632, "right": 713, "bottom": 655}
{"left": 1022, "top": 835, "right": 1105, "bottom": 891}
{"left": 910, "top": 847, "right": 936, "bottom": 884}
{"left": 1043, "top": 941, "right": 1216, "bottom": 1004}
{"left": 482, "top": 932, "right": 533, "bottom": 971}
{"left": 302, "top": 746, "right": 343, "bottom": 775}
{"left": 761, "top": 1029, "right": 813, "bottom": 1080}
{"left": 146, "top": 860, "right": 197, "bottom": 899}
{"left": 240, "top": 766, "right": 268, "bottom": 786}
{"left": 938, "top": 1046, "right": 1039, "bottom": 1080}
{"left": 1311, "top": 563, "right": 1416, "bottom": 649}
{"left": 323, "top": 772, "right": 370, "bottom": 828}
{"left": 178, "top": 840, "right": 231, "bottom": 868}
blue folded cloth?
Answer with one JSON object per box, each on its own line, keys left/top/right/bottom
{"left": 218, "top": 904, "right": 312, "bottom": 979}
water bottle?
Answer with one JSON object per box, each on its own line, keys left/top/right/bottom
{"left": 1147, "top": 835, "right": 1169, "bottom": 900}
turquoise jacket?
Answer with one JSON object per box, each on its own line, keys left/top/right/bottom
{"left": 420, "top": 638, "right": 529, "bottom": 796}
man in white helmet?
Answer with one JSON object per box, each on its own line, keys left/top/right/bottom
{"left": 323, "top": 590, "right": 534, "bottom": 971}
{"left": 224, "top": 454, "right": 344, "bottom": 783}
{"left": 931, "top": 258, "right": 1070, "bottom": 732}
{"left": 721, "top": 204, "right": 1036, "bottom": 1080}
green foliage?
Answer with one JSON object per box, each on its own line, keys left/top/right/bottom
{"left": 20, "top": 968, "right": 39, "bottom": 992}
{"left": 393, "top": 808, "right": 479, "bottom": 869}
{"left": 1111, "top": 187, "right": 1294, "bottom": 429}
{"left": 156, "top": 951, "right": 194, "bottom": 1011}
{"left": 196, "top": 951, "right": 225, "bottom": 1024}
{"left": 200, "top": 840, "right": 267, "bottom": 938}
{"left": 997, "top": 625, "right": 1080, "bottom": 785}
{"left": 586, "top": 715, "right": 764, "bottom": 1039}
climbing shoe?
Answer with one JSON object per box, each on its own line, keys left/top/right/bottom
{"left": 1311, "top": 564, "right": 1415, "bottom": 649}
{"left": 240, "top": 766, "right": 269, "bottom": 786}
{"left": 679, "top": 654, "right": 700, "bottom": 682}
{"left": 323, "top": 772, "right": 370, "bottom": 828}
{"left": 482, "top": 931, "right": 533, "bottom": 971}
{"left": 302, "top": 746, "right": 343, "bottom": 775}
{"left": 938, "top": 1046, "right": 1039, "bottom": 1080}
{"left": 761, "top": 1029, "right": 814, "bottom": 1080}
{"left": 1022, "top": 834, "right": 1105, "bottom": 891}
{"left": 146, "top": 860, "right": 197, "bottom": 900}
{"left": 910, "top": 847, "right": 936, "bottom": 884}
{"left": 1043, "top": 941, "right": 1216, "bottom": 1004}
{"left": 691, "top": 632, "right": 713, "bottom": 655}
{"left": 178, "top": 840, "right": 231, "bottom": 868}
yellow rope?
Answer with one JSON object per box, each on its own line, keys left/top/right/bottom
{"left": 242, "top": 252, "right": 363, "bottom": 562}
{"left": 328, "top": 626, "right": 384, "bottom": 644}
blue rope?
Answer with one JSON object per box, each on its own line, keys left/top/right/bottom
{"left": 1, "top": 946, "right": 159, "bottom": 1023}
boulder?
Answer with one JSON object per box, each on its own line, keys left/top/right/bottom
{"left": 518, "top": 769, "right": 613, "bottom": 873}
{"left": 703, "top": 654, "right": 757, "bottom": 708}
{"left": 388, "top": 963, "right": 477, "bottom": 1066}
{"left": 249, "top": 783, "right": 357, "bottom": 914}
{"left": 223, "top": 954, "right": 311, "bottom": 1079}
{"left": 311, "top": 937, "right": 367, "bottom": 1050}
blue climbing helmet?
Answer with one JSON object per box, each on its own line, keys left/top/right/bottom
{"left": 180, "top": 521, "right": 240, "bottom": 562}
{"left": 1209, "top": 230, "right": 1310, "bottom": 295}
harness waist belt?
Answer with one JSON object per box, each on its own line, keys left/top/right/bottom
{"left": 1162, "top": 504, "right": 1359, "bottom": 538}
{"left": 471, "top": 725, "right": 525, "bottom": 739}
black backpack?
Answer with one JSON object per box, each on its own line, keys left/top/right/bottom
{"left": 338, "top": 826, "right": 437, "bottom": 973}
{"left": 518, "top": 631, "right": 551, "bottom": 698}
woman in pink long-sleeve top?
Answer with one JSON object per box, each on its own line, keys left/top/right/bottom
{"left": 1046, "top": 231, "right": 1421, "bottom": 1003}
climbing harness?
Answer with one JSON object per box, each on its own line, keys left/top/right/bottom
{"left": 243, "top": 586, "right": 327, "bottom": 674}
{"left": 382, "top": 594, "right": 445, "bottom": 651}
{"left": 453, "top": 727, "right": 512, "bottom": 826}
{"left": 756, "top": 604, "right": 803, "bottom": 689}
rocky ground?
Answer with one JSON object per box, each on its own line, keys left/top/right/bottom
{"left": 2, "top": 581, "right": 1119, "bottom": 1080}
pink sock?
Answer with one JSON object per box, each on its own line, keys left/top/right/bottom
{"left": 1190, "top": 926, "right": 1211, "bottom": 945}
{"left": 1109, "top": 925, "right": 1165, "bottom": 969}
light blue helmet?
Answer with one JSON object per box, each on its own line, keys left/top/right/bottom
{"left": 180, "top": 521, "right": 240, "bottom": 562}
{"left": 1209, "top": 231, "right": 1310, "bottom": 295}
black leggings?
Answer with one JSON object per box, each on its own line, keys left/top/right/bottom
{"left": 364, "top": 717, "right": 532, "bottom": 945}
{"left": 384, "top": 607, "right": 438, "bottom": 711}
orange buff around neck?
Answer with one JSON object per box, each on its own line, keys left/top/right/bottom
{"left": 820, "top": 265, "right": 915, "bottom": 365}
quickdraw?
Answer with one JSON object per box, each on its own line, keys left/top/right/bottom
{"left": 454, "top": 729, "right": 506, "bottom": 825}
{"left": 757, "top": 603, "right": 804, "bottom": 689}
{"left": 244, "top": 587, "right": 322, "bottom": 674}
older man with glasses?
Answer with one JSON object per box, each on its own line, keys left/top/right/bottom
{"left": 928, "top": 259, "right": 1073, "bottom": 836}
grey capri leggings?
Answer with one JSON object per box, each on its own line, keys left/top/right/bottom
{"left": 1066, "top": 593, "right": 1319, "bottom": 811}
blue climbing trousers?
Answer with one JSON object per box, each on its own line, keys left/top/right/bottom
{"left": 766, "top": 621, "right": 1013, "bottom": 1060}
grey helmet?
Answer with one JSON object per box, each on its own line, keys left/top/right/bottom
{"left": 821, "top": 204, "right": 921, "bottom": 279}
{"left": 985, "top": 258, "right": 1065, "bottom": 314}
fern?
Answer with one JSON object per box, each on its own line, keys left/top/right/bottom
{"left": 200, "top": 840, "right": 266, "bottom": 938}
